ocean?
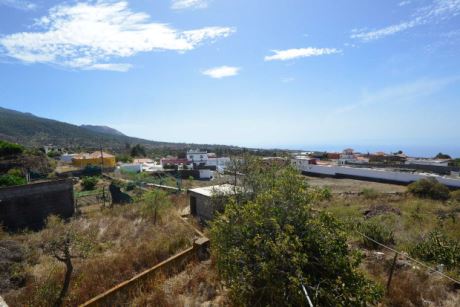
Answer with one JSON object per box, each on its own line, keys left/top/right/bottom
{"left": 291, "top": 145, "right": 460, "bottom": 159}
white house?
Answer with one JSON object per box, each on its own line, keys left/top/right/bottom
{"left": 291, "top": 156, "right": 317, "bottom": 168}
{"left": 60, "top": 154, "right": 77, "bottom": 164}
{"left": 207, "top": 157, "right": 231, "bottom": 169}
{"left": 187, "top": 150, "right": 208, "bottom": 164}
{"left": 142, "top": 162, "right": 164, "bottom": 172}
{"left": 338, "top": 148, "right": 357, "bottom": 165}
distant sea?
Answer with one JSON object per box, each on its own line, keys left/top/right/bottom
{"left": 290, "top": 145, "right": 460, "bottom": 159}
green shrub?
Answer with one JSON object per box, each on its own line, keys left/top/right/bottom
{"left": 125, "top": 181, "right": 136, "bottom": 191}
{"left": 310, "top": 187, "right": 332, "bottom": 201}
{"left": 81, "top": 176, "right": 98, "bottom": 191}
{"left": 358, "top": 220, "right": 395, "bottom": 250}
{"left": 361, "top": 188, "right": 379, "bottom": 199}
{"left": 211, "top": 163, "right": 383, "bottom": 306}
{"left": 450, "top": 189, "right": 460, "bottom": 202}
{"left": 0, "top": 140, "right": 24, "bottom": 157}
{"left": 411, "top": 229, "right": 460, "bottom": 269}
{"left": 7, "top": 168, "right": 23, "bottom": 177}
{"left": 116, "top": 154, "right": 133, "bottom": 163}
{"left": 0, "top": 174, "right": 27, "bottom": 187}
{"left": 407, "top": 178, "right": 450, "bottom": 201}
{"left": 81, "top": 165, "right": 102, "bottom": 177}
{"left": 47, "top": 151, "right": 61, "bottom": 158}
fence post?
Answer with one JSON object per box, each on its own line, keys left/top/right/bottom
{"left": 386, "top": 252, "right": 398, "bottom": 293}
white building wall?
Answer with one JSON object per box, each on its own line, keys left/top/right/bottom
{"left": 119, "top": 163, "right": 142, "bottom": 173}
{"left": 199, "top": 169, "right": 212, "bottom": 179}
{"left": 60, "top": 154, "right": 76, "bottom": 163}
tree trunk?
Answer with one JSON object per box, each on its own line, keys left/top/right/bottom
{"left": 55, "top": 253, "right": 73, "bottom": 307}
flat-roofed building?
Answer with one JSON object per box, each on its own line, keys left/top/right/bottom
{"left": 188, "top": 184, "right": 240, "bottom": 221}
{"left": 72, "top": 151, "right": 116, "bottom": 168}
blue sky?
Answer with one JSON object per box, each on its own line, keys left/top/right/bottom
{"left": 0, "top": 0, "right": 459, "bottom": 156}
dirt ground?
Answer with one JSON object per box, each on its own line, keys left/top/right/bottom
{"left": 303, "top": 175, "right": 407, "bottom": 194}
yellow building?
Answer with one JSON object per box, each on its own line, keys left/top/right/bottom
{"left": 72, "top": 151, "right": 116, "bottom": 168}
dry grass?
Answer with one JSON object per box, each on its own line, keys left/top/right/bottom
{"left": 1, "top": 197, "right": 196, "bottom": 307}
{"left": 323, "top": 188, "right": 460, "bottom": 307}
{"left": 129, "top": 260, "right": 228, "bottom": 306}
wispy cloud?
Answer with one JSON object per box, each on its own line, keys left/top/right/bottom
{"left": 264, "top": 47, "right": 341, "bottom": 61}
{"left": 335, "top": 77, "right": 460, "bottom": 113}
{"left": 171, "top": 0, "right": 209, "bottom": 10}
{"left": 351, "top": 0, "right": 460, "bottom": 41}
{"left": 85, "top": 63, "right": 133, "bottom": 72}
{"left": 0, "top": 1, "right": 234, "bottom": 71}
{"left": 0, "top": 0, "right": 36, "bottom": 10}
{"left": 202, "top": 66, "right": 240, "bottom": 78}
{"left": 282, "top": 77, "right": 295, "bottom": 83}
{"left": 398, "top": 0, "right": 412, "bottom": 6}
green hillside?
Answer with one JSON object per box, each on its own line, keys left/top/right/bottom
{"left": 80, "top": 125, "right": 126, "bottom": 136}
{"left": 0, "top": 107, "right": 260, "bottom": 155}
{"left": 0, "top": 107, "right": 184, "bottom": 152}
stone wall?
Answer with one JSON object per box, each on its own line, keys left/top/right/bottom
{"left": 0, "top": 179, "right": 74, "bottom": 230}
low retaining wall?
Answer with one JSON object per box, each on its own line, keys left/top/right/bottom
{"left": 144, "top": 183, "right": 180, "bottom": 193}
{"left": 80, "top": 238, "right": 210, "bottom": 307}
{"left": 0, "top": 179, "right": 74, "bottom": 230}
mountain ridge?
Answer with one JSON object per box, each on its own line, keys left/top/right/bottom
{"left": 0, "top": 107, "right": 188, "bottom": 151}
{"left": 80, "top": 125, "right": 125, "bottom": 136}
{"left": 0, "top": 107, "right": 249, "bottom": 155}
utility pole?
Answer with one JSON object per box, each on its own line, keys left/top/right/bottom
{"left": 100, "top": 145, "right": 106, "bottom": 208}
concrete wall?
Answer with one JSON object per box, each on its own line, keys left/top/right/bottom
{"left": 0, "top": 179, "right": 74, "bottom": 230}
{"left": 189, "top": 192, "right": 214, "bottom": 221}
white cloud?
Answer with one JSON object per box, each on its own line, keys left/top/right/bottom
{"left": 399, "top": 0, "right": 412, "bottom": 6}
{"left": 171, "top": 0, "right": 209, "bottom": 10}
{"left": 351, "top": 21, "right": 418, "bottom": 41}
{"left": 351, "top": 0, "right": 460, "bottom": 41}
{"left": 202, "top": 66, "right": 240, "bottom": 78}
{"left": 264, "top": 47, "right": 341, "bottom": 61}
{"left": 0, "top": 1, "right": 234, "bottom": 71}
{"left": 0, "top": 0, "right": 36, "bottom": 10}
{"left": 85, "top": 63, "right": 133, "bottom": 72}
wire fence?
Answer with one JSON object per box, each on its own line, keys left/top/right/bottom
{"left": 75, "top": 188, "right": 111, "bottom": 208}
{"left": 354, "top": 229, "right": 460, "bottom": 286}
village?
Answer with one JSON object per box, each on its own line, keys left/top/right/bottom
{"left": 1, "top": 139, "right": 460, "bottom": 306}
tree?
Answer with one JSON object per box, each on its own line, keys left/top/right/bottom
{"left": 210, "top": 159, "right": 382, "bottom": 306}
{"left": 80, "top": 176, "right": 98, "bottom": 191}
{"left": 116, "top": 154, "right": 133, "bottom": 163}
{"left": 0, "top": 169, "right": 26, "bottom": 187}
{"left": 130, "top": 144, "right": 146, "bottom": 157}
{"left": 142, "top": 190, "right": 171, "bottom": 225}
{"left": 0, "top": 140, "right": 24, "bottom": 157}
{"left": 408, "top": 178, "right": 450, "bottom": 200}
{"left": 41, "top": 216, "right": 94, "bottom": 307}
{"left": 435, "top": 152, "right": 451, "bottom": 159}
